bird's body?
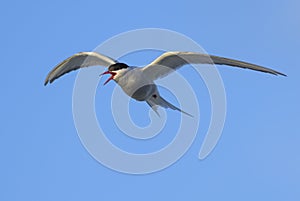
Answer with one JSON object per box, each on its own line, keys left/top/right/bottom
{"left": 45, "top": 51, "right": 286, "bottom": 116}
{"left": 101, "top": 64, "right": 190, "bottom": 115}
{"left": 113, "top": 66, "right": 155, "bottom": 101}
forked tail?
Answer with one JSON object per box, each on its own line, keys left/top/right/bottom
{"left": 146, "top": 95, "right": 193, "bottom": 117}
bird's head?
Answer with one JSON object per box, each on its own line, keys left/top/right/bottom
{"left": 100, "top": 63, "right": 129, "bottom": 85}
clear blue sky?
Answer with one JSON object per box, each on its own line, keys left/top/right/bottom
{"left": 1, "top": 0, "right": 299, "bottom": 200}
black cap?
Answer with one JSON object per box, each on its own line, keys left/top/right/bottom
{"left": 108, "top": 63, "right": 129, "bottom": 71}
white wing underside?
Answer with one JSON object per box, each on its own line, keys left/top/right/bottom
{"left": 45, "top": 51, "right": 285, "bottom": 86}
{"left": 142, "top": 51, "right": 286, "bottom": 80}
{"left": 44, "top": 52, "right": 116, "bottom": 85}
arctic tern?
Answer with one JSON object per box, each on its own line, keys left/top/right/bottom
{"left": 44, "top": 51, "right": 286, "bottom": 116}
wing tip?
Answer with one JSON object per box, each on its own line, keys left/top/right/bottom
{"left": 44, "top": 75, "right": 55, "bottom": 86}
{"left": 44, "top": 74, "right": 51, "bottom": 86}
{"left": 273, "top": 71, "right": 287, "bottom": 77}
{"left": 279, "top": 72, "right": 287, "bottom": 77}
{"left": 44, "top": 78, "right": 49, "bottom": 86}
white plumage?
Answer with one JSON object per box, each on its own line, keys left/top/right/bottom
{"left": 45, "top": 51, "right": 286, "bottom": 116}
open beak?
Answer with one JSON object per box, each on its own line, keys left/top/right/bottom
{"left": 100, "top": 71, "right": 116, "bottom": 85}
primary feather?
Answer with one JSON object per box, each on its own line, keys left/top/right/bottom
{"left": 44, "top": 52, "right": 116, "bottom": 85}
{"left": 142, "top": 51, "right": 286, "bottom": 80}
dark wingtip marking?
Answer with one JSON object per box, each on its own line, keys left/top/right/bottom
{"left": 274, "top": 72, "right": 287, "bottom": 77}
{"left": 280, "top": 72, "right": 287, "bottom": 77}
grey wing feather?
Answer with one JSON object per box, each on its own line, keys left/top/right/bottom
{"left": 44, "top": 52, "right": 116, "bottom": 85}
{"left": 142, "top": 51, "right": 286, "bottom": 80}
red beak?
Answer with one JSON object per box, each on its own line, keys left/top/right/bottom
{"left": 100, "top": 71, "right": 116, "bottom": 85}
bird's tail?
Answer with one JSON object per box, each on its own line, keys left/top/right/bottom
{"left": 146, "top": 95, "right": 193, "bottom": 117}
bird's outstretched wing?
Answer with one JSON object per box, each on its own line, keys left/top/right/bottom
{"left": 142, "top": 51, "right": 286, "bottom": 80}
{"left": 44, "top": 52, "right": 116, "bottom": 85}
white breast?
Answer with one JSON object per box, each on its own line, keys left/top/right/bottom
{"left": 115, "top": 67, "right": 156, "bottom": 101}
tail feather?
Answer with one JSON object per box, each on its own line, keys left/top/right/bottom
{"left": 146, "top": 101, "right": 161, "bottom": 117}
{"left": 146, "top": 95, "right": 193, "bottom": 117}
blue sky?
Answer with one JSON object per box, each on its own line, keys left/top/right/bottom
{"left": 1, "top": 0, "right": 299, "bottom": 200}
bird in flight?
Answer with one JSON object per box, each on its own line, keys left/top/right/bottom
{"left": 45, "top": 51, "right": 286, "bottom": 116}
